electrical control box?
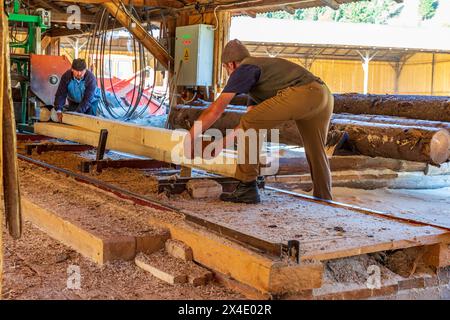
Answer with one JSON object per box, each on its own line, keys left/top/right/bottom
{"left": 174, "top": 24, "right": 214, "bottom": 87}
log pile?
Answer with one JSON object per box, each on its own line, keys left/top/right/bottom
{"left": 334, "top": 94, "right": 450, "bottom": 122}
{"left": 168, "top": 104, "right": 450, "bottom": 164}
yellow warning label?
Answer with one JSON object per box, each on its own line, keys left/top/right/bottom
{"left": 183, "top": 48, "right": 190, "bottom": 61}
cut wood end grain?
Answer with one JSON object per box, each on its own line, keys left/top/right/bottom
{"left": 186, "top": 179, "right": 223, "bottom": 199}
{"left": 430, "top": 129, "right": 450, "bottom": 165}
{"left": 165, "top": 239, "right": 194, "bottom": 261}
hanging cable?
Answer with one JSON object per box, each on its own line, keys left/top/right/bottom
{"left": 85, "top": 1, "right": 171, "bottom": 121}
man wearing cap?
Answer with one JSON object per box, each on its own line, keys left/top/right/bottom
{"left": 53, "top": 58, "right": 100, "bottom": 122}
{"left": 185, "top": 39, "right": 333, "bottom": 203}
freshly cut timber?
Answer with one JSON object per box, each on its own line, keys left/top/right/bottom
{"left": 334, "top": 94, "right": 450, "bottom": 122}
{"left": 330, "top": 119, "right": 450, "bottom": 165}
{"left": 35, "top": 113, "right": 240, "bottom": 178}
{"left": 333, "top": 113, "right": 450, "bottom": 130}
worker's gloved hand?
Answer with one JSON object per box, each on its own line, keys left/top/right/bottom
{"left": 52, "top": 110, "right": 63, "bottom": 123}
{"left": 247, "top": 105, "right": 256, "bottom": 112}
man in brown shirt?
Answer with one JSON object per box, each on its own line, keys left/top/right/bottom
{"left": 185, "top": 40, "right": 333, "bottom": 203}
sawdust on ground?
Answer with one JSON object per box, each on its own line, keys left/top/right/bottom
{"left": 2, "top": 221, "right": 244, "bottom": 300}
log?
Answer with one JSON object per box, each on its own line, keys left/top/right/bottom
{"left": 333, "top": 113, "right": 450, "bottom": 130}
{"left": 334, "top": 93, "right": 450, "bottom": 122}
{"left": 168, "top": 104, "right": 304, "bottom": 146}
{"left": 169, "top": 105, "right": 450, "bottom": 164}
{"left": 330, "top": 119, "right": 450, "bottom": 165}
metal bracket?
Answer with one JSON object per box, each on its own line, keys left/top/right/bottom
{"left": 95, "top": 129, "right": 109, "bottom": 172}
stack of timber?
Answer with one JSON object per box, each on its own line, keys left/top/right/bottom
{"left": 168, "top": 105, "right": 450, "bottom": 165}
{"left": 334, "top": 94, "right": 450, "bottom": 122}
{"left": 34, "top": 113, "right": 239, "bottom": 178}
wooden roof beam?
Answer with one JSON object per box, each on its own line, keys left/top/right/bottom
{"left": 319, "top": 0, "right": 340, "bottom": 10}
{"left": 283, "top": 5, "right": 296, "bottom": 15}
{"left": 51, "top": 12, "right": 97, "bottom": 24}
{"left": 51, "top": 0, "right": 184, "bottom": 9}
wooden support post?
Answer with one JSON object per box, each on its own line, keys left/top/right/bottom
{"left": 41, "top": 36, "right": 52, "bottom": 53}
{"left": 2, "top": 12, "right": 22, "bottom": 239}
{"left": 431, "top": 53, "right": 436, "bottom": 95}
{"left": 357, "top": 50, "right": 377, "bottom": 94}
{"left": 0, "top": 3, "right": 5, "bottom": 296}
{"left": 213, "top": 11, "right": 231, "bottom": 95}
{"left": 47, "top": 38, "right": 60, "bottom": 56}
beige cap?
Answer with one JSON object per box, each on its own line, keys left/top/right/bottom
{"left": 221, "top": 39, "right": 251, "bottom": 64}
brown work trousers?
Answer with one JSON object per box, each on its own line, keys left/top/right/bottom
{"left": 236, "top": 80, "right": 334, "bottom": 200}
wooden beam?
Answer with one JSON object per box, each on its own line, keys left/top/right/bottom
{"left": 320, "top": 0, "right": 340, "bottom": 10}
{"left": 53, "top": 0, "right": 184, "bottom": 9}
{"left": 102, "top": 0, "right": 174, "bottom": 71}
{"left": 2, "top": 12, "right": 22, "bottom": 239}
{"left": 51, "top": 12, "right": 97, "bottom": 25}
{"left": 21, "top": 196, "right": 169, "bottom": 264}
{"left": 283, "top": 5, "right": 296, "bottom": 15}
{"left": 0, "top": 0, "right": 5, "bottom": 295}
{"left": 41, "top": 35, "right": 52, "bottom": 51}
{"left": 222, "top": 0, "right": 315, "bottom": 11}
{"left": 423, "top": 243, "right": 450, "bottom": 268}
{"left": 149, "top": 217, "right": 324, "bottom": 294}
{"left": 34, "top": 114, "right": 238, "bottom": 178}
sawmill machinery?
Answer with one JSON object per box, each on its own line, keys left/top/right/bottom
{"left": 5, "top": 0, "right": 58, "bottom": 132}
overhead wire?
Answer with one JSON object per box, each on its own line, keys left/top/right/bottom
{"left": 84, "top": 0, "right": 170, "bottom": 121}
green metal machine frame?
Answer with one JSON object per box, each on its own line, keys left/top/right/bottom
{"left": 8, "top": 0, "right": 50, "bottom": 132}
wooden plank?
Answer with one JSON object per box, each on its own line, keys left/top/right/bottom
{"left": 171, "top": 188, "right": 450, "bottom": 263}
{"left": 135, "top": 252, "right": 188, "bottom": 285}
{"left": 22, "top": 197, "right": 107, "bottom": 264}
{"left": 303, "top": 233, "right": 450, "bottom": 262}
{"left": 21, "top": 196, "right": 167, "bottom": 264}
{"left": 148, "top": 217, "right": 324, "bottom": 294}
{"left": 34, "top": 119, "right": 238, "bottom": 177}
{"left": 54, "top": 0, "right": 184, "bottom": 8}
{"left": 269, "top": 262, "right": 323, "bottom": 294}
{"left": 423, "top": 243, "right": 450, "bottom": 268}
{"left": 213, "top": 272, "right": 272, "bottom": 300}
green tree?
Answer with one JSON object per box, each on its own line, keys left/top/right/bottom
{"left": 419, "top": 0, "right": 439, "bottom": 20}
{"left": 257, "top": 0, "right": 403, "bottom": 24}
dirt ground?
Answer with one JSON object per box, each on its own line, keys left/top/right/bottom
{"left": 1, "top": 221, "right": 243, "bottom": 300}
